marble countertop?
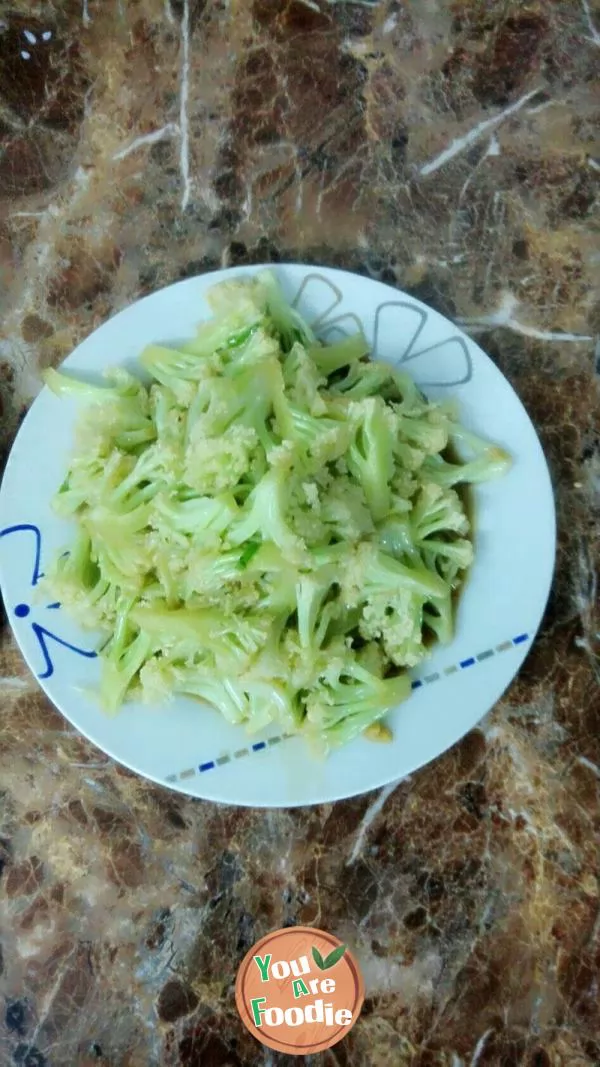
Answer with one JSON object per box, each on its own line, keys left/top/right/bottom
{"left": 1, "top": 1, "right": 599, "bottom": 1065}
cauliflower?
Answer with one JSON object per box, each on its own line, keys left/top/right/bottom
{"left": 410, "top": 483, "right": 470, "bottom": 541}
{"left": 360, "top": 591, "right": 425, "bottom": 668}
{"left": 184, "top": 424, "right": 258, "bottom": 495}
{"left": 43, "top": 271, "right": 509, "bottom": 747}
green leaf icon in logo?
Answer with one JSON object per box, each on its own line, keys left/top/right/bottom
{"left": 312, "top": 943, "right": 347, "bottom": 970}
{"left": 312, "top": 946, "right": 326, "bottom": 970}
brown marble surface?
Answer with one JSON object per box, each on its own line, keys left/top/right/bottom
{"left": 0, "top": 1, "right": 599, "bottom": 1065}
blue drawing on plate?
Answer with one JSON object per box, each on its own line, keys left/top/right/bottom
{"left": 0, "top": 523, "right": 97, "bottom": 680}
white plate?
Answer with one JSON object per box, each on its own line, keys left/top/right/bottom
{"left": 0, "top": 265, "right": 555, "bottom": 806}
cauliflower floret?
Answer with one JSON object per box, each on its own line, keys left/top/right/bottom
{"left": 184, "top": 425, "right": 258, "bottom": 495}
{"left": 267, "top": 440, "right": 295, "bottom": 470}
{"left": 309, "top": 424, "right": 351, "bottom": 468}
{"left": 302, "top": 481, "right": 320, "bottom": 509}
{"left": 320, "top": 478, "right": 374, "bottom": 540}
{"left": 289, "top": 504, "right": 328, "bottom": 548}
{"left": 410, "top": 482, "right": 470, "bottom": 541}
{"left": 359, "top": 591, "right": 425, "bottom": 668}
{"left": 394, "top": 406, "right": 449, "bottom": 456}
{"left": 227, "top": 468, "right": 308, "bottom": 565}
{"left": 139, "top": 656, "right": 176, "bottom": 705}
{"left": 421, "top": 537, "right": 474, "bottom": 588}
{"left": 168, "top": 378, "right": 198, "bottom": 407}
{"left": 283, "top": 342, "right": 327, "bottom": 415}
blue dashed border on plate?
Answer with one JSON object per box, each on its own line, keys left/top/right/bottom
{"left": 164, "top": 632, "right": 530, "bottom": 784}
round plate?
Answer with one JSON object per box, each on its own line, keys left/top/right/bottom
{"left": 0, "top": 265, "right": 555, "bottom": 806}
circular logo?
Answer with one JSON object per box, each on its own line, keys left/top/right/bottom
{"left": 235, "top": 925, "right": 364, "bottom": 1055}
